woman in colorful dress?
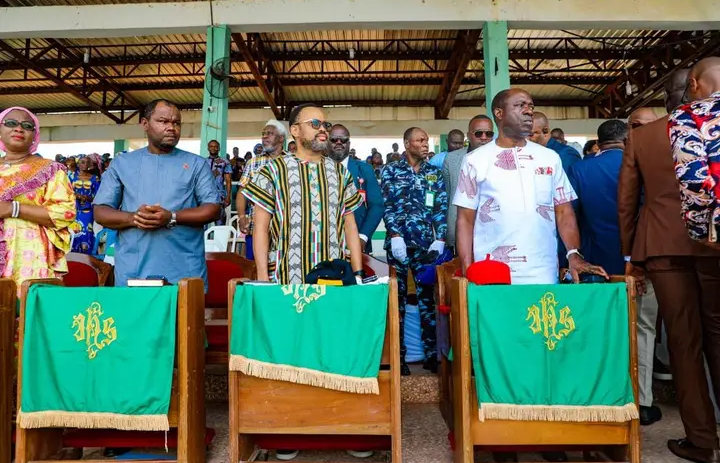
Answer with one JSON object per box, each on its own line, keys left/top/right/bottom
{"left": 87, "top": 152, "right": 104, "bottom": 177}
{"left": 0, "top": 106, "right": 76, "bottom": 291}
{"left": 69, "top": 155, "right": 101, "bottom": 253}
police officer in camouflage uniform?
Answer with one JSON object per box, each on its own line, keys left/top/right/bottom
{"left": 381, "top": 127, "right": 448, "bottom": 375}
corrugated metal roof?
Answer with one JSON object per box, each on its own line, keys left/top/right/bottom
{"left": 0, "top": 93, "right": 86, "bottom": 109}
{"left": 506, "top": 29, "right": 667, "bottom": 50}
{"left": 0, "top": 28, "right": 677, "bottom": 114}
{"left": 264, "top": 30, "right": 458, "bottom": 53}
{"left": 287, "top": 85, "right": 439, "bottom": 102}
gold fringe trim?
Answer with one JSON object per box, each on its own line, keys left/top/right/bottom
{"left": 478, "top": 402, "right": 639, "bottom": 423}
{"left": 17, "top": 410, "right": 169, "bottom": 431}
{"left": 230, "top": 355, "right": 379, "bottom": 395}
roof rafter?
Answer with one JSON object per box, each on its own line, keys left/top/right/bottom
{"left": 590, "top": 31, "right": 720, "bottom": 117}
{"left": 0, "top": 47, "right": 655, "bottom": 72}
{"left": 232, "top": 33, "right": 284, "bottom": 119}
{"left": 28, "top": 98, "right": 664, "bottom": 116}
{"left": 0, "top": 75, "right": 616, "bottom": 96}
{"left": 0, "top": 39, "right": 123, "bottom": 123}
{"left": 45, "top": 38, "right": 144, "bottom": 112}
{"left": 435, "top": 29, "right": 482, "bottom": 119}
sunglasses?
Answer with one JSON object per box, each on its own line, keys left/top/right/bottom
{"left": 471, "top": 130, "right": 494, "bottom": 138}
{"left": 295, "top": 118, "right": 332, "bottom": 131}
{"left": 330, "top": 136, "right": 350, "bottom": 144}
{"left": 2, "top": 119, "right": 35, "bottom": 132}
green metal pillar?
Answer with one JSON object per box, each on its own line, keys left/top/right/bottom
{"left": 200, "top": 25, "right": 231, "bottom": 158}
{"left": 440, "top": 134, "right": 448, "bottom": 153}
{"left": 113, "top": 139, "right": 128, "bottom": 154}
{"left": 482, "top": 21, "right": 510, "bottom": 120}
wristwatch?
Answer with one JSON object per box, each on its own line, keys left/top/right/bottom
{"left": 166, "top": 211, "right": 177, "bottom": 229}
{"left": 566, "top": 248, "right": 583, "bottom": 260}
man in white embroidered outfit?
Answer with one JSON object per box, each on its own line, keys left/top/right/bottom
{"left": 454, "top": 88, "right": 607, "bottom": 286}
{"left": 454, "top": 89, "right": 609, "bottom": 463}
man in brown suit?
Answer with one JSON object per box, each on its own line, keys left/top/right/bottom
{"left": 619, "top": 69, "right": 720, "bottom": 463}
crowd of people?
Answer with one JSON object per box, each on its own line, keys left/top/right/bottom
{"left": 2, "top": 55, "right": 720, "bottom": 463}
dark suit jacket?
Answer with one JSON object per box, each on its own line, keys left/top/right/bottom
{"left": 569, "top": 149, "right": 625, "bottom": 275}
{"left": 618, "top": 116, "right": 718, "bottom": 262}
{"left": 347, "top": 158, "right": 384, "bottom": 252}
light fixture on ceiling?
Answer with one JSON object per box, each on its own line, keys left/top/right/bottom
{"left": 624, "top": 68, "right": 632, "bottom": 96}
{"left": 349, "top": 48, "right": 355, "bottom": 60}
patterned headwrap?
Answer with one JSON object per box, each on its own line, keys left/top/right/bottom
{"left": 86, "top": 152, "right": 104, "bottom": 174}
{"left": 0, "top": 106, "right": 40, "bottom": 154}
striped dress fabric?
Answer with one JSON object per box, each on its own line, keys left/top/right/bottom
{"left": 242, "top": 154, "right": 362, "bottom": 284}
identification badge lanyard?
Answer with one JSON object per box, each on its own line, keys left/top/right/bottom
{"left": 358, "top": 177, "right": 367, "bottom": 204}
{"left": 425, "top": 190, "right": 435, "bottom": 208}
{"left": 425, "top": 176, "right": 435, "bottom": 208}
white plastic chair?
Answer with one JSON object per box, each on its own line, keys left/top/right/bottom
{"left": 204, "top": 225, "right": 238, "bottom": 253}
{"left": 227, "top": 215, "right": 246, "bottom": 253}
{"left": 204, "top": 240, "right": 226, "bottom": 252}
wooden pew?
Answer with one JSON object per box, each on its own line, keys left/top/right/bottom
{"left": 449, "top": 275, "right": 640, "bottom": 463}
{"left": 0, "top": 280, "right": 16, "bottom": 463}
{"left": 435, "top": 259, "right": 459, "bottom": 430}
{"left": 14, "top": 278, "right": 207, "bottom": 463}
{"left": 228, "top": 258, "right": 402, "bottom": 463}
{"left": 205, "top": 252, "right": 256, "bottom": 365}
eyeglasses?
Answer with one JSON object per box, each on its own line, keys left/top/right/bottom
{"left": 330, "top": 136, "right": 350, "bottom": 144}
{"left": 2, "top": 119, "right": 35, "bottom": 132}
{"left": 471, "top": 130, "right": 494, "bottom": 138}
{"left": 681, "top": 82, "right": 691, "bottom": 104}
{"left": 295, "top": 119, "right": 332, "bottom": 131}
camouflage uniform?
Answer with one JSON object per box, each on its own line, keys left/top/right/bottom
{"left": 381, "top": 158, "right": 447, "bottom": 364}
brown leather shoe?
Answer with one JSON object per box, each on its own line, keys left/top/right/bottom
{"left": 668, "top": 438, "right": 720, "bottom": 463}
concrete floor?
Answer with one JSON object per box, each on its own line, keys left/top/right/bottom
{"left": 74, "top": 370, "right": 698, "bottom": 463}
{"left": 199, "top": 402, "right": 695, "bottom": 463}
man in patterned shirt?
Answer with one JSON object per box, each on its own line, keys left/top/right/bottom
{"left": 382, "top": 127, "right": 448, "bottom": 376}
{"left": 242, "top": 104, "right": 364, "bottom": 286}
{"left": 670, "top": 57, "right": 720, "bottom": 246}
{"left": 235, "top": 120, "right": 287, "bottom": 259}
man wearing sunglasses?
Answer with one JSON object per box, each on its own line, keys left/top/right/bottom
{"left": 441, "top": 115, "right": 494, "bottom": 252}
{"left": 242, "top": 104, "right": 364, "bottom": 286}
{"left": 328, "top": 124, "right": 384, "bottom": 254}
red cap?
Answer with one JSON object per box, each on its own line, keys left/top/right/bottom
{"left": 466, "top": 254, "right": 511, "bottom": 285}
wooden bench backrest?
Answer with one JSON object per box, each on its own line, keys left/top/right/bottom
{"left": 0, "top": 279, "right": 15, "bottom": 463}
{"left": 228, "top": 256, "right": 399, "bottom": 371}
{"left": 14, "top": 278, "right": 206, "bottom": 463}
